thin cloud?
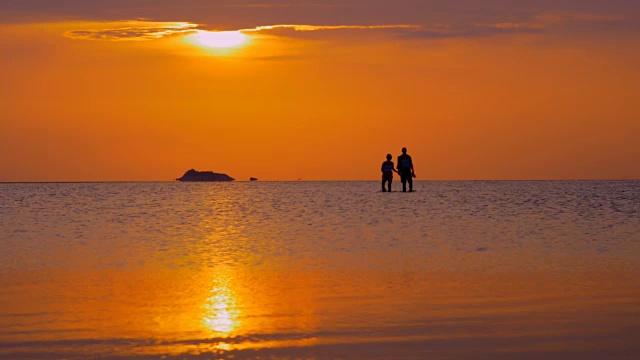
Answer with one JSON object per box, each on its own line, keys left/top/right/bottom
{"left": 64, "top": 22, "right": 420, "bottom": 42}
{"left": 235, "top": 24, "right": 423, "bottom": 40}
{"left": 243, "top": 24, "right": 419, "bottom": 32}
{"left": 238, "top": 24, "right": 422, "bottom": 39}
{"left": 400, "top": 23, "right": 545, "bottom": 40}
{"left": 63, "top": 12, "right": 626, "bottom": 43}
{"left": 64, "top": 22, "right": 197, "bottom": 41}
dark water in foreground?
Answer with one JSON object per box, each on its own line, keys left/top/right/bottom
{"left": 0, "top": 181, "right": 639, "bottom": 359}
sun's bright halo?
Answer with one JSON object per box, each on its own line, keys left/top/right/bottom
{"left": 192, "top": 30, "right": 250, "bottom": 49}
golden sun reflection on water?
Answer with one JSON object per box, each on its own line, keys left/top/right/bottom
{"left": 203, "top": 288, "right": 238, "bottom": 334}
{"left": 202, "top": 277, "right": 240, "bottom": 335}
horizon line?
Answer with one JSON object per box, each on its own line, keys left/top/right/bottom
{"left": 1, "top": 179, "right": 638, "bottom": 184}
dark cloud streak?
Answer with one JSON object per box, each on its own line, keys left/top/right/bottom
{"left": 399, "top": 24, "right": 545, "bottom": 40}
{"left": 64, "top": 23, "right": 197, "bottom": 41}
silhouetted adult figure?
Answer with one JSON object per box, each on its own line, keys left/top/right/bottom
{"left": 397, "top": 147, "right": 416, "bottom": 192}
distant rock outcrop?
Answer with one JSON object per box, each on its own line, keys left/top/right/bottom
{"left": 176, "top": 169, "right": 235, "bottom": 182}
{"left": 250, "top": 177, "right": 258, "bottom": 181}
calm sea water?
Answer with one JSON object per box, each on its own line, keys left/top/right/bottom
{"left": 0, "top": 181, "right": 639, "bottom": 359}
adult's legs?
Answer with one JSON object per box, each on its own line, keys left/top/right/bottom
{"left": 401, "top": 175, "right": 407, "bottom": 192}
{"left": 408, "top": 176, "right": 413, "bottom": 192}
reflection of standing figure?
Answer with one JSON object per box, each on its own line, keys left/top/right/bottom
{"left": 381, "top": 154, "right": 397, "bottom": 192}
{"left": 397, "top": 147, "right": 416, "bottom": 192}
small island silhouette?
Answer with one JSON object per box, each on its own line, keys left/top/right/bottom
{"left": 176, "top": 169, "right": 235, "bottom": 182}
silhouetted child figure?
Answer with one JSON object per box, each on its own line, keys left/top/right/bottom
{"left": 381, "top": 154, "right": 397, "bottom": 192}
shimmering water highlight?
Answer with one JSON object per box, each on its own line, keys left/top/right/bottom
{"left": 0, "top": 181, "right": 638, "bottom": 359}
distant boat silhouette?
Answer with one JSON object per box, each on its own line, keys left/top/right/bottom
{"left": 250, "top": 177, "right": 258, "bottom": 181}
{"left": 176, "top": 169, "right": 235, "bottom": 182}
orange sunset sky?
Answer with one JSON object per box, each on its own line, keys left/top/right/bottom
{"left": 0, "top": 0, "right": 639, "bottom": 181}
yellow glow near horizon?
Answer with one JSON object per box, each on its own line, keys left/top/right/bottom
{"left": 191, "top": 30, "right": 250, "bottom": 49}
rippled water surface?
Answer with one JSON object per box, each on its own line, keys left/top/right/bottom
{"left": 1, "top": 181, "right": 639, "bottom": 359}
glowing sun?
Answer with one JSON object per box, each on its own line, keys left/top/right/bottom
{"left": 192, "top": 30, "right": 250, "bottom": 49}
